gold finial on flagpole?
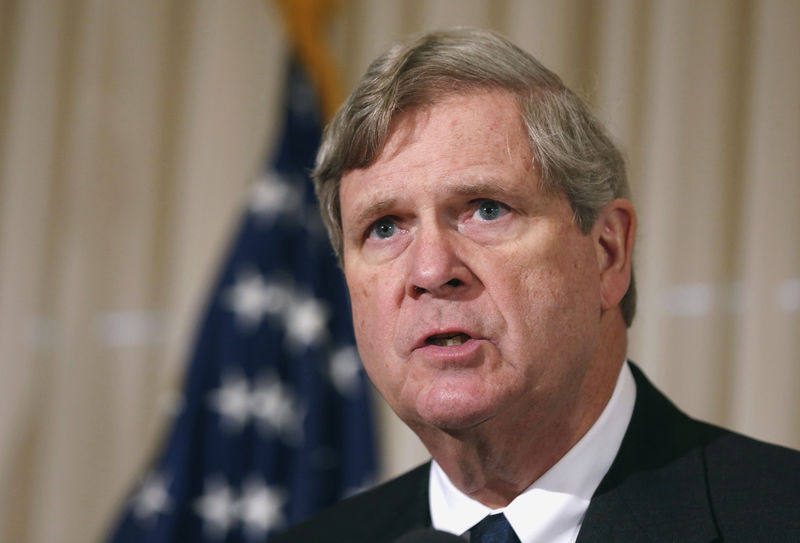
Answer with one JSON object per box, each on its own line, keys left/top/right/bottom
{"left": 275, "top": 0, "right": 342, "bottom": 121}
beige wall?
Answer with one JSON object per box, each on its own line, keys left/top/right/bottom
{"left": 0, "top": 1, "right": 797, "bottom": 542}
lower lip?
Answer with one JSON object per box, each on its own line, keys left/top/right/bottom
{"left": 413, "top": 338, "right": 484, "bottom": 366}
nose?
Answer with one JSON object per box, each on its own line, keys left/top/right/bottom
{"left": 406, "top": 222, "right": 473, "bottom": 299}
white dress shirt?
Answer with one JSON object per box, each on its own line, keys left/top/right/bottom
{"left": 429, "top": 361, "right": 637, "bottom": 543}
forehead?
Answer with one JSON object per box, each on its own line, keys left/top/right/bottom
{"left": 383, "top": 90, "right": 528, "bottom": 165}
{"left": 340, "top": 91, "right": 535, "bottom": 215}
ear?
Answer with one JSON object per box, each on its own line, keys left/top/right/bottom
{"left": 591, "top": 198, "right": 636, "bottom": 312}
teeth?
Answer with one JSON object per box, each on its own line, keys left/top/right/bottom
{"left": 429, "top": 333, "right": 469, "bottom": 347}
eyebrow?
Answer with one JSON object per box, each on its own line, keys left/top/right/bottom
{"left": 349, "top": 197, "right": 399, "bottom": 231}
{"left": 449, "top": 180, "right": 509, "bottom": 197}
{"left": 348, "top": 179, "right": 518, "bottom": 228}
{"left": 352, "top": 198, "right": 404, "bottom": 236}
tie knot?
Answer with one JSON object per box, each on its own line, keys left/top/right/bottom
{"left": 469, "top": 513, "right": 520, "bottom": 543}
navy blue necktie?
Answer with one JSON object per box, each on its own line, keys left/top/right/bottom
{"left": 469, "top": 513, "right": 521, "bottom": 543}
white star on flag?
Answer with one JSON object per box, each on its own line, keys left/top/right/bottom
{"left": 250, "top": 373, "right": 306, "bottom": 444}
{"left": 130, "top": 471, "right": 172, "bottom": 523}
{"left": 194, "top": 477, "right": 238, "bottom": 539}
{"left": 208, "top": 372, "right": 251, "bottom": 431}
{"left": 329, "top": 346, "right": 363, "bottom": 397}
{"left": 224, "top": 270, "right": 288, "bottom": 330}
{"left": 249, "top": 172, "right": 302, "bottom": 222}
{"left": 237, "top": 478, "right": 287, "bottom": 538}
{"left": 284, "top": 294, "right": 329, "bottom": 350}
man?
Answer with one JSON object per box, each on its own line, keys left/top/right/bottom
{"left": 273, "top": 28, "right": 800, "bottom": 542}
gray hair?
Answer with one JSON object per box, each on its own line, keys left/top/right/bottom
{"left": 313, "top": 27, "right": 636, "bottom": 326}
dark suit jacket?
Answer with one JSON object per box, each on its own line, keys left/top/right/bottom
{"left": 271, "top": 364, "right": 800, "bottom": 542}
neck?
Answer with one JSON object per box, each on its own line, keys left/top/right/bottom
{"left": 415, "top": 316, "right": 628, "bottom": 508}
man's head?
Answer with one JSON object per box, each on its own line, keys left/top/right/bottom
{"left": 314, "top": 29, "right": 636, "bottom": 450}
{"left": 314, "top": 28, "right": 635, "bottom": 325}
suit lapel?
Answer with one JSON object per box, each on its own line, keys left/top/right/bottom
{"left": 360, "top": 462, "right": 431, "bottom": 541}
{"left": 577, "top": 364, "right": 721, "bottom": 542}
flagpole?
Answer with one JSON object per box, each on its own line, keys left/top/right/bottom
{"left": 274, "top": 0, "right": 343, "bottom": 121}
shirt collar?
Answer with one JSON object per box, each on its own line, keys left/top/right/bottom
{"left": 429, "top": 361, "right": 637, "bottom": 543}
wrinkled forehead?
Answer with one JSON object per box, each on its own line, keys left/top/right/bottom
{"left": 339, "top": 91, "right": 540, "bottom": 219}
{"left": 372, "top": 88, "right": 530, "bottom": 168}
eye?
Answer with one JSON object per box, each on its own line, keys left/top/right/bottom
{"left": 369, "top": 217, "right": 397, "bottom": 239}
{"left": 474, "top": 200, "right": 506, "bottom": 221}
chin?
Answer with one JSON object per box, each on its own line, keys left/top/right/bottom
{"left": 410, "top": 386, "right": 499, "bottom": 433}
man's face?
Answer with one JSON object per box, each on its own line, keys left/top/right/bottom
{"left": 339, "top": 91, "right": 605, "bottom": 435}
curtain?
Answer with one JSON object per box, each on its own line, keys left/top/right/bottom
{"left": 0, "top": 1, "right": 797, "bottom": 542}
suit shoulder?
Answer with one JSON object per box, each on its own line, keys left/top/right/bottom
{"left": 704, "top": 430, "right": 800, "bottom": 490}
{"left": 271, "top": 463, "right": 431, "bottom": 543}
{"left": 704, "top": 430, "right": 800, "bottom": 537}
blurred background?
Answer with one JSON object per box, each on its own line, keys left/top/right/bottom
{"left": 0, "top": 1, "right": 798, "bottom": 542}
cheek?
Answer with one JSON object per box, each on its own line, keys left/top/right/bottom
{"left": 345, "top": 267, "right": 401, "bottom": 375}
{"left": 506, "top": 270, "right": 563, "bottom": 336}
{"left": 346, "top": 255, "right": 407, "bottom": 325}
{"left": 347, "top": 278, "right": 379, "bottom": 348}
{"left": 496, "top": 243, "right": 599, "bottom": 343}
{"left": 348, "top": 291, "right": 389, "bottom": 393}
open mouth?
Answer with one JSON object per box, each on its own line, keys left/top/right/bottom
{"left": 425, "top": 332, "right": 471, "bottom": 347}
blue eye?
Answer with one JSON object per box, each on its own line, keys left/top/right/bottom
{"left": 371, "top": 218, "right": 396, "bottom": 239}
{"left": 476, "top": 200, "right": 504, "bottom": 221}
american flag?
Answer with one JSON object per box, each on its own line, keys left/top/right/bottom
{"left": 105, "top": 57, "right": 376, "bottom": 542}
